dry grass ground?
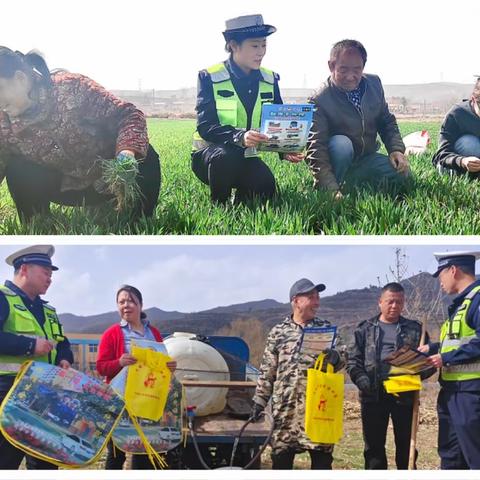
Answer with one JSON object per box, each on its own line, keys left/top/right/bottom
{"left": 260, "top": 386, "right": 440, "bottom": 470}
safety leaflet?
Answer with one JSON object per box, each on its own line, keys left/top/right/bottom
{"left": 300, "top": 326, "right": 337, "bottom": 356}
{"left": 259, "top": 104, "right": 314, "bottom": 153}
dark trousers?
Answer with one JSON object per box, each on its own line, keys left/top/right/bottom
{"left": 271, "top": 448, "right": 333, "bottom": 470}
{"left": 5, "top": 145, "right": 161, "bottom": 220}
{"left": 361, "top": 394, "right": 416, "bottom": 469}
{"left": 437, "top": 389, "right": 480, "bottom": 469}
{"left": 105, "top": 440, "right": 153, "bottom": 469}
{"left": 191, "top": 144, "right": 276, "bottom": 203}
{"left": 0, "top": 389, "right": 57, "bottom": 470}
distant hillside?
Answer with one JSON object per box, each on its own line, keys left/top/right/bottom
{"left": 61, "top": 272, "right": 449, "bottom": 342}
{"left": 383, "top": 83, "right": 472, "bottom": 104}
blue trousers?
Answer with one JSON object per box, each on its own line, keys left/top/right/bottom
{"left": 437, "top": 389, "right": 480, "bottom": 469}
{"left": 328, "top": 135, "right": 408, "bottom": 187}
{"left": 437, "top": 134, "right": 480, "bottom": 176}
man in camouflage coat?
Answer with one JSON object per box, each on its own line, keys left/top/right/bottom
{"left": 346, "top": 282, "right": 433, "bottom": 470}
{"left": 252, "top": 278, "right": 344, "bottom": 469}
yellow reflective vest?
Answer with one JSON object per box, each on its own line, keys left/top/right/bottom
{"left": 0, "top": 285, "right": 65, "bottom": 375}
{"left": 192, "top": 62, "right": 275, "bottom": 153}
{"left": 440, "top": 285, "right": 480, "bottom": 381}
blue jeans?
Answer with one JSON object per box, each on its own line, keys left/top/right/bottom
{"left": 328, "top": 135, "right": 407, "bottom": 187}
{"left": 437, "top": 134, "right": 480, "bottom": 176}
{"left": 454, "top": 134, "right": 480, "bottom": 157}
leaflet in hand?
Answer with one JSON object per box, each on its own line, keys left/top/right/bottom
{"left": 259, "top": 104, "right": 314, "bottom": 153}
{"left": 300, "top": 325, "right": 337, "bottom": 356}
{"left": 384, "top": 345, "right": 431, "bottom": 375}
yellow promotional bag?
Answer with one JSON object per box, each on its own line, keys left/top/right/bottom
{"left": 305, "top": 353, "right": 344, "bottom": 444}
{"left": 125, "top": 346, "right": 172, "bottom": 421}
{"left": 383, "top": 374, "right": 422, "bottom": 395}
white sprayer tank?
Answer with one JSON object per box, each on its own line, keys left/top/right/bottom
{"left": 164, "top": 332, "right": 230, "bottom": 416}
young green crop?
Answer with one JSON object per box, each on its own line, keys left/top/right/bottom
{"left": 1, "top": 119, "right": 476, "bottom": 235}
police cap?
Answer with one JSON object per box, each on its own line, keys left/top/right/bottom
{"left": 223, "top": 14, "right": 277, "bottom": 41}
{"left": 432, "top": 250, "right": 480, "bottom": 277}
{"left": 5, "top": 245, "right": 59, "bottom": 271}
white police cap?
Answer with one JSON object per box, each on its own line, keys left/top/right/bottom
{"left": 5, "top": 245, "right": 58, "bottom": 271}
{"left": 432, "top": 250, "right": 480, "bottom": 277}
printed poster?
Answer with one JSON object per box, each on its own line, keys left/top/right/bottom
{"left": 259, "top": 103, "right": 314, "bottom": 153}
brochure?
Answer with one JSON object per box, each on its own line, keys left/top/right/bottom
{"left": 258, "top": 103, "right": 314, "bottom": 153}
{"left": 384, "top": 345, "right": 432, "bottom": 375}
{"left": 300, "top": 325, "right": 337, "bottom": 356}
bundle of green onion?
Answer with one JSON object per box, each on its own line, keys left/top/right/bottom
{"left": 101, "top": 154, "right": 141, "bottom": 211}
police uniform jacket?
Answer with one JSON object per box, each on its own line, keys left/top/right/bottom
{"left": 0, "top": 280, "right": 73, "bottom": 393}
{"left": 195, "top": 57, "right": 283, "bottom": 148}
{"left": 430, "top": 279, "right": 480, "bottom": 391}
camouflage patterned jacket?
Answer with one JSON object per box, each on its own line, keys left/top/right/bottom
{"left": 253, "top": 316, "right": 343, "bottom": 454}
{"left": 346, "top": 314, "right": 432, "bottom": 403}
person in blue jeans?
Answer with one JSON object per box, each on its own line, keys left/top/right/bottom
{"left": 306, "top": 39, "right": 409, "bottom": 198}
{"left": 432, "top": 78, "right": 480, "bottom": 176}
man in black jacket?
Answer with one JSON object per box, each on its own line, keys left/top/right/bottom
{"left": 346, "top": 282, "right": 432, "bottom": 469}
{"left": 432, "top": 78, "right": 480, "bottom": 175}
{"left": 306, "top": 39, "right": 408, "bottom": 196}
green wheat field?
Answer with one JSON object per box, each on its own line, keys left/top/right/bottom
{"left": 1, "top": 119, "right": 478, "bottom": 235}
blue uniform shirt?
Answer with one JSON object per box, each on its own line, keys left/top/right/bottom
{"left": 120, "top": 318, "right": 157, "bottom": 353}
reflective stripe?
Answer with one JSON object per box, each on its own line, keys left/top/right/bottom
{"left": 260, "top": 67, "right": 274, "bottom": 84}
{"left": 209, "top": 68, "right": 231, "bottom": 83}
{"left": 444, "top": 361, "right": 480, "bottom": 374}
{"left": 442, "top": 334, "right": 477, "bottom": 349}
{"left": 0, "top": 285, "right": 16, "bottom": 296}
{"left": 0, "top": 363, "right": 21, "bottom": 373}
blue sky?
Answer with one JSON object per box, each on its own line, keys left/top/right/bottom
{"left": 3, "top": 0, "right": 478, "bottom": 90}
{"left": 0, "top": 242, "right": 475, "bottom": 316}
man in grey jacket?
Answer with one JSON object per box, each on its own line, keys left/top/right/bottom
{"left": 306, "top": 39, "right": 409, "bottom": 196}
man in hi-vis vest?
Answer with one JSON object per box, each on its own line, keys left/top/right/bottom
{"left": 0, "top": 245, "right": 73, "bottom": 470}
{"left": 191, "top": 14, "right": 303, "bottom": 204}
{"left": 420, "top": 251, "right": 480, "bottom": 469}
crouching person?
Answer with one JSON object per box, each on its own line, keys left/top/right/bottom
{"left": 432, "top": 77, "right": 480, "bottom": 176}
{"left": 251, "top": 278, "right": 344, "bottom": 469}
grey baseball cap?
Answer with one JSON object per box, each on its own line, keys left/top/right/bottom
{"left": 289, "top": 278, "right": 326, "bottom": 301}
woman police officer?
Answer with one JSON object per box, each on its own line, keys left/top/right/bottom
{"left": 191, "top": 14, "right": 303, "bottom": 204}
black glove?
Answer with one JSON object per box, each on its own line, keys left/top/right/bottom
{"left": 250, "top": 402, "right": 264, "bottom": 422}
{"left": 356, "top": 375, "right": 372, "bottom": 394}
{"left": 322, "top": 348, "right": 341, "bottom": 370}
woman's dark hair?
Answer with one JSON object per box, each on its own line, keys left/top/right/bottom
{"left": 330, "top": 39, "right": 368, "bottom": 66}
{"left": 224, "top": 36, "right": 247, "bottom": 54}
{"left": 116, "top": 284, "right": 147, "bottom": 320}
{"left": 0, "top": 46, "right": 52, "bottom": 88}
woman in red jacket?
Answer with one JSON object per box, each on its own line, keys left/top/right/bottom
{"left": 96, "top": 285, "right": 174, "bottom": 469}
